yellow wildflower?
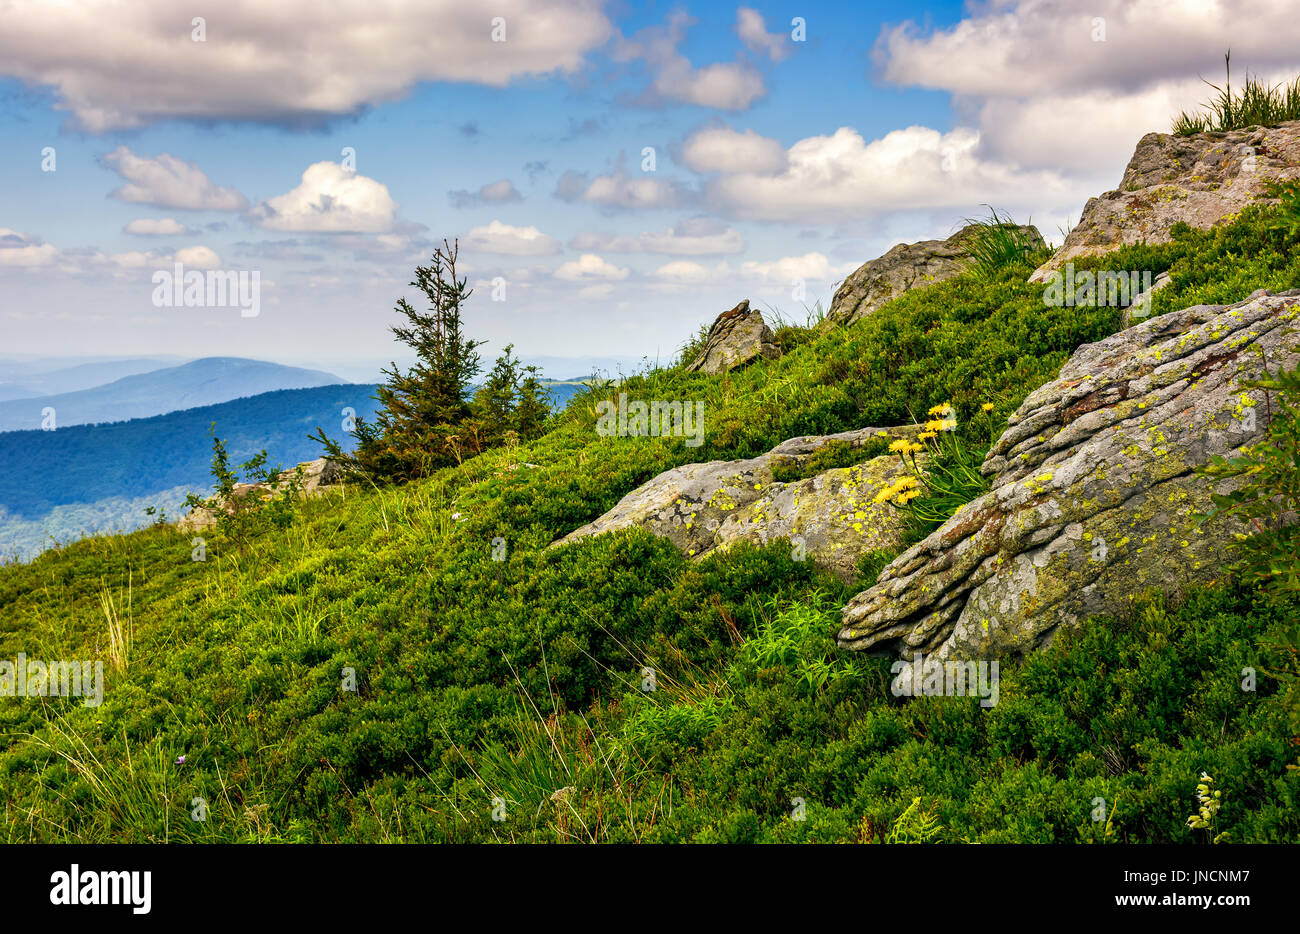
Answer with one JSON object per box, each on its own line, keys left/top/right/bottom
{"left": 889, "top": 439, "right": 911, "bottom": 453}
{"left": 982, "top": 403, "right": 995, "bottom": 412}
{"left": 918, "top": 430, "right": 937, "bottom": 440}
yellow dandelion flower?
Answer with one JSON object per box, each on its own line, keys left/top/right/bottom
{"left": 939, "top": 419, "right": 957, "bottom": 432}
{"left": 888, "top": 439, "right": 911, "bottom": 454}
{"left": 927, "top": 402, "right": 952, "bottom": 416}
{"left": 918, "top": 430, "right": 937, "bottom": 440}
{"left": 899, "top": 489, "right": 922, "bottom": 503}
{"left": 982, "top": 403, "right": 995, "bottom": 412}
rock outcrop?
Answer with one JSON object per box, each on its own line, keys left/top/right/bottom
{"left": 556, "top": 425, "right": 926, "bottom": 580}
{"left": 1031, "top": 122, "right": 1300, "bottom": 282}
{"left": 687, "top": 300, "right": 782, "bottom": 375}
{"left": 827, "top": 223, "right": 1045, "bottom": 327}
{"left": 178, "top": 457, "right": 344, "bottom": 532}
{"left": 838, "top": 289, "right": 1300, "bottom": 661}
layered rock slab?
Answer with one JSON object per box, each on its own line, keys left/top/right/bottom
{"left": 555, "top": 425, "right": 925, "bottom": 580}
{"left": 687, "top": 300, "right": 782, "bottom": 375}
{"left": 838, "top": 289, "right": 1300, "bottom": 660}
{"left": 1031, "top": 122, "right": 1300, "bottom": 282}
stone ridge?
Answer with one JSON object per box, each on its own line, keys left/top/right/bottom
{"left": 838, "top": 289, "right": 1300, "bottom": 661}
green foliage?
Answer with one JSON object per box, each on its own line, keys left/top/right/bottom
{"left": 3, "top": 203, "right": 1300, "bottom": 843}
{"left": 959, "top": 207, "right": 1051, "bottom": 282}
{"left": 1173, "top": 54, "right": 1300, "bottom": 135}
{"left": 324, "top": 240, "right": 485, "bottom": 482}
{"left": 183, "top": 431, "right": 303, "bottom": 553}
{"left": 469, "top": 344, "right": 555, "bottom": 451}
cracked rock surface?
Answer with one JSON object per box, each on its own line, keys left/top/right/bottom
{"left": 838, "top": 289, "right": 1300, "bottom": 660}
{"left": 555, "top": 425, "right": 925, "bottom": 580}
{"left": 1031, "top": 122, "right": 1300, "bottom": 282}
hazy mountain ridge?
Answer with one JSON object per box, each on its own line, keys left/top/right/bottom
{"left": 0, "top": 357, "right": 345, "bottom": 432}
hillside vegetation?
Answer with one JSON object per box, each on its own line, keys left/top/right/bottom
{"left": 1, "top": 204, "right": 1298, "bottom": 842}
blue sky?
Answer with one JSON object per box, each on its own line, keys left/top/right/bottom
{"left": 2, "top": 0, "right": 1297, "bottom": 380}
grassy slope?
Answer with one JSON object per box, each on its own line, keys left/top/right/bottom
{"left": 2, "top": 207, "right": 1299, "bottom": 843}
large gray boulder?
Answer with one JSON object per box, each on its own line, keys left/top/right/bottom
{"left": 827, "top": 223, "right": 1044, "bottom": 327}
{"left": 687, "top": 300, "right": 781, "bottom": 375}
{"left": 838, "top": 289, "right": 1300, "bottom": 661}
{"left": 555, "top": 425, "right": 926, "bottom": 580}
{"left": 1031, "top": 121, "right": 1300, "bottom": 282}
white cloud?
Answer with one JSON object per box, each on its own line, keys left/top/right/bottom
{"left": 616, "top": 10, "right": 766, "bottom": 110}
{"left": 554, "top": 254, "right": 629, "bottom": 281}
{"left": 109, "top": 245, "right": 222, "bottom": 269}
{"left": 736, "top": 8, "right": 790, "bottom": 62}
{"left": 569, "top": 217, "right": 744, "bottom": 255}
{"left": 123, "top": 217, "right": 192, "bottom": 236}
{"left": 102, "top": 147, "right": 248, "bottom": 211}
{"left": 465, "top": 220, "right": 561, "bottom": 255}
{"left": 704, "top": 125, "right": 1078, "bottom": 223}
{"left": 555, "top": 163, "right": 691, "bottom": 210}
{"left": 651, "top": 260, "right": 713, "bottom": 284}
{"left": 875, "top": 0, "right": 1300, "bottom": 174}
{"left": 0, "top": 0, "right": 614, "bottom": 131}
{"left": 0, "top": 228, "right": 58, "bottom": 267}
{"left": 250, "top": 162, "right": 398, "bottom": 233}
{"left": 174, "top": 246, "right": 223, "bottom": 269}
{"left": 449, "top": 179, "right": 524, "bottom": 208}
{"left": 741, "top": 252, "right": 851, "bottom": 285}
{"left": 680, "top": 125, "right": 787, "bottom": 174}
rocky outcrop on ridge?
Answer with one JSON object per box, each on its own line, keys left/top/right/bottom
{"left": 555, "top": 425, "right": 926, "bottom": 580}
{"left": 178, "top": 457, "right": 344, "bottom": 532}
{"left": 687, "top": 300, "right": 782, "bottom": 375}
{"left": 1031, "top": 122, "right": 1300, "bottom": 282}
{"left": 837, "top": 288, "right": 1300, "bottom": 662}
{"left": 827, "top": 223, "right": 1044, "bottom": 327}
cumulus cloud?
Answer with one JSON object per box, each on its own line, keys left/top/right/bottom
{"left": 0, "top": 228, "right": 58, "bottom": 267}
{"left": 569, "top": 217, "right": 744, "bottom": 255}
{"left": 875, "top": 0, "right": 1300, "bottom": 173}
{"left": 655, "top": 260, "right": 717, "bottom": 284}
{"left": 108, "top": 245, "right": 222, "bottom": 269}
{"left": 0, "top": 0, "right": 613, "bottom": 131}
{"left": 174, "top": 246, "right": 224, "bottom": 269}
{"left": 616, "top": 9, "right": 766, "bottom": 110}
{"left": 123, "top": 217, "right": 192, "bottom": 236}
{"left": 249, "top": 162, "right": 398, "bottom": 233}
{"left": 464, "top": 220, "right": 561, "bottom": 255}
{"left": 741, "top": 252, "right": 852, "bottom": 285}
{"left": 680, "top": 125, "right": 788, "bottom": 174}
{"left": 702, "top": 125, "right": 1078, "bottom": 223}
{"left": 554, "top": 159, "right": 693, "bottom": 211}
{"left": 553, "top": 254, "right": 629, "bottom": 281}
{"left": 736, "top": 8, "right": 791, "bottom": 62}
{"left": 102, "top": 147, "right": 248, "bottom": 211}
{"left": 449, "top": 179, "right": 524, "bottom": 208}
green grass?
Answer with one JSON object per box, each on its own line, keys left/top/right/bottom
{"left": 1, "top": 204, "right": 1299, "bottom": 842}
{"left": 1173, "top": 56, "right": 1300, "bottom": 135}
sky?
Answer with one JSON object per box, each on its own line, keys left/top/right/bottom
{"left": 2, "top": 0, "right": 1299, "bottom": 381}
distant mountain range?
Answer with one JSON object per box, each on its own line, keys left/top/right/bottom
{"left": 0, "top": 383, "right": 382, "bottom": 561}
{"left": 0, "top": 357, "right": 345, "bottom": 432}
{"left": 0, "top": 355, "right": 188, "bottom": 402}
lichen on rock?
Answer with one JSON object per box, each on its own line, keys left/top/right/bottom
{"left": 838, "top": 289, "right": 1300, "bottom": 661}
